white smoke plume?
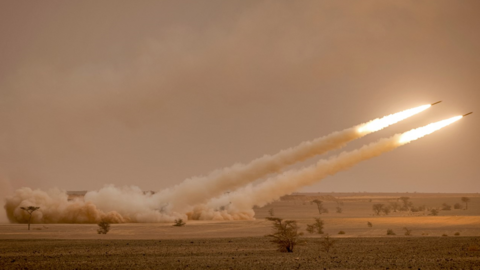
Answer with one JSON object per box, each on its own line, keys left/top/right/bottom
{"left": 156, "top": 104, "right": 431, "bottom": 213}
{"left": 192, "top": 116, "right": 462, "bottom": 220}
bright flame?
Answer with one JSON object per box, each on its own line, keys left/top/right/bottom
{"left": 399, "top": 116, "right": 462, "bottom": 143}
{"left": 358, "top": 104, "right": 431, "bottom": 133}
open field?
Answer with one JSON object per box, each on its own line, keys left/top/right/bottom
{"left": 1, "top": 237, "right": 480, "bottom": 269}
{"left": 1, "top": 193, "right": 479, "bottom": 269}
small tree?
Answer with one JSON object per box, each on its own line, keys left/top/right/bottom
{"left": 336, "top": 207, "right": 342, "bottom": 214}
{"left": 312, "top": 199, "right": 327, "bottom": 214}
{"left": 381, "top": 206, "right": 392, "bottom": 215}
{"left": 306, "top": 218, "right": 324, "bottom": 234}
{"left": 387, "top": 229, "right": 395, "bottom": 235}
{"left": 318, "top": 234, "right": 336, "bottom": 253}
{"left": 372, "top": 204, "right": 384, "bottom": 215}
{"left": 403, "top": 227, "right": 412, "bottom": 236}
{"left": 390, "top": 202, "right": 400, "bottom": 212}
{"left": 20, "top": 206, "right": 40, "bottom": 231}
{"left": 399, "top": 197, "right": 411, "bottom": 211}
{"left": 265, "top": 217, "right": 303, "bottom": 252}
{"left": 461, "top": 197, "right": 470, "bottom": 210}
{"left": 173, "top": 219, "right": 186, "bottom": 227}
{"left": 268, "top": 208, "right": 275, "bottom": 217}
{"left": 429, "top": 209, "right": 439, "bottom": 216}
{"left": 367, "top": 221, "right": 373, "bottom": 228}
{"left": 97, "top": 219, "right": 110, "bottom": 234}
{"left": 454, "top": 203, "right": 462, "bottom": 209}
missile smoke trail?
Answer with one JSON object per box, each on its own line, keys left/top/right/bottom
{"left": 191, "top": 116, "right": 463, "bottom": 220}
{"left": 3, "top": 104, "right": 434, "bottom": 223}
{"left": 156, "top": 104, "right": 432, "bottom": 212}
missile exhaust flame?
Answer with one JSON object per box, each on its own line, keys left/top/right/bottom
{"left": 357, "top": 104, "right": 432, "bottom": 133}
{"left": 399, "top": 116, "right": 462, "bottom": 143}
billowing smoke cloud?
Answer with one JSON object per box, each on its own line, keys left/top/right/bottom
{"left": 155, "top": 104, "right": 431, "bottom": 213}
{"left": 191, "top": 116, "right": 462, "bottom": 220}
{"left": 4, "top": 186, "right": 186, "bottom": 224}
{"left": 4, "top": 187, "right": 127, "bottom": 223}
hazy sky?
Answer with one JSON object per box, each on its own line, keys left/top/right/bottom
{"left": 0, "top": 0, "right": 479, "bottom": 193}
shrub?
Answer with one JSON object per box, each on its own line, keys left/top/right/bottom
{"left": 442, "top": 234, "right": 448, "bottom": 237}
{"left": 381, "top": 206, "right": 392, "bottom": 215}
{"left": 336, "top": 207, "right": 342, "bottom": 214}
{"left": 454, "top": 232, "right": 460, "bottom": 236}
{"left": 372, "top": 204, "right": 384, "bottom": 215}
{"left": 318, "top": 234, "right": 336, "bottom": 253}
{"left": 173, "top": 219, "right": 186, "bottom": 227}
{"left": 399, "top": 197, "right": 411, "bottom": 209}
{"left": 97, "top": 220, "right": 111, "bottom": 234}
{"left": 338, "top": 231, "right": 345, "bottom": 235}
{"left": 265, "top": 217, "right": 303, "bottom": 253}
{"left": 389, "top": 202, "right": 400, "bottom": 212}
{"left": 403, "top": 227, "right": 412, "bottom": 236}
{"left": 306, "top": 218, "right": 324, "bottom": 234}
{"left": 429, "top": 209, "right": 439, "bottom": 216}
{"left": 454, "top": 203, "right": 462, "bottom": 210}
{"left": 367, "top": 221, "right": 373, "bottom": 228}
{"left": 441, "top": 203, "right": 451, "bottom": 211}
{"left": 387, "top": 229, "right": 395, "bottom": 235}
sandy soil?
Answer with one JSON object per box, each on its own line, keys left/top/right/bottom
{"left": 1, "top": 237, "right": 479, "bottom": 269}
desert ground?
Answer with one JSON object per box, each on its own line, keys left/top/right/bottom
{"left": 1, "top": 193, "right": 479, "bottom": 269}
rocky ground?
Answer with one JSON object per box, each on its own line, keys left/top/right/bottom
{"left": 1, "top": 237, "right": 479, "bottom": 269}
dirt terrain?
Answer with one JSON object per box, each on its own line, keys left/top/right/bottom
{"left": 1, "top": 237, "right": 480, "bottom": 269}
{"left": 1, "top": 193, "right": 479, "bottom": 269}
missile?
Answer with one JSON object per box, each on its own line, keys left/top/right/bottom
{"left": 431, "top": 101, "right": 442, "bottom": 106}
{"left": 463, "top": 112, "right": 473, "bottom": 117}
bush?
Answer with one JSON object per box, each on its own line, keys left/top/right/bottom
{"left": 318, "top": 234, "right": 336, "bottom": 253}
{"left": 336, "top": 207, "right": 342, "bottom": 214}
{"left": 372, "top": 203, "right": 384, "bottom": 215}
{"left": 403, "top": 227, "right": 412, "bottom": 236}
{"left": 338, "top": 231, "right": 345, "bottom": 235}
{"left": 387, "top": 229, "right": 395, "bottom": 235}
{"left": 367, "top": 221, "right": 373, "bottom": 228}
{"left": 454, "top": 232, "right": 460, "bottom": 236}
{"left": 265, "top": 217, "right": 303, "bottom": 252}
{"left": 441, "top": 203, "right": 451, "bottom": 211}
{"left": 442, "top": 234, "right": 448, "bottom": 237}
{"left": 173, "top": 219, "right": 186, "bottom": 227}
{"left": 381, "top": 206, "right": 392, "bottom": 215}
{"left": 454, "top": 203, "right": 462, "bottom": 210}
{"left": 306, "top": 218, "right": 324, "bottom": 234}
{"left": 97, "top": 220, "right": 110, "bottom": 234}
{"left": 268, "top": 208, "right": 275, "bottom": 217}
{"left": 429, "top": 209, "right": 439, "bottom": 216}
